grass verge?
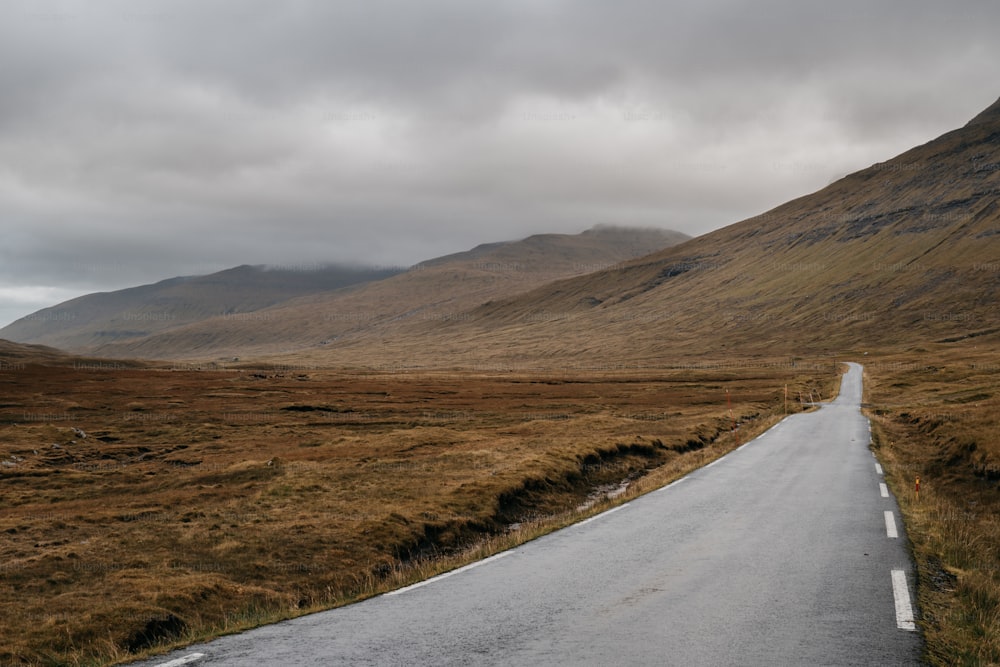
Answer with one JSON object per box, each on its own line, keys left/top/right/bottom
{"left": 864, "top": 345, "right": 1000, "bottom": 666}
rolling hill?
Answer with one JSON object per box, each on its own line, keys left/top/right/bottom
{"left": 2, "top": 226, "right": 688, "bottom": 360}
{"left": 0, "top": 264, "right": 405, "bottom": 352}
{"left": 0, "top": 339, "right": 74, "bottom": 366}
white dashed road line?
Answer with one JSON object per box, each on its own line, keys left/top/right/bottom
{"left": 870, "top": 463, "right": 913, "bottom": 632}
{"left": 891, "top": 570, "right": 917, "bottom": 631}
{"left": 884, "top": 511, "right": 898, "bottom": 539}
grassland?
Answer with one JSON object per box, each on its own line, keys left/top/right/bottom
{"left": 864, "top": 341, "right": 1000, "bottom": 666}
{"left": 0, "top": 360, "right": 837, "bottom": 665}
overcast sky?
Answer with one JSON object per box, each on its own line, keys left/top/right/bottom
{"left": 2, "top": 0, "right": 999, "bottom": 327}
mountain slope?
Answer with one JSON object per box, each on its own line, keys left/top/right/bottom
{"left": 25, "top": 226, "right": 688, "bottom": 360}
{"left": 0, "top": 264, "right": 405, "bottom": 352}
{"left": 271, "top": 96, "right": 1000, "bottom": 368}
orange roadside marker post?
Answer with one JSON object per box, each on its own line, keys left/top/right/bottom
{"left": 915, "top": 476, "right": 920, "bottom": 502}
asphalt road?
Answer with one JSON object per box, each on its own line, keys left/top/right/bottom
{"left": 133, "top": 362, "right": 922, "bottom": 666}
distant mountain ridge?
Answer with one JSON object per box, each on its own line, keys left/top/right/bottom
{"left": 0, "top": 264, "right": 405, "bottom": 351}
{"left": 1, "top": 226, "right": 689, "bottom": 359}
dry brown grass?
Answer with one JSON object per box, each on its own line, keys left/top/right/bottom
{"left": 864, "top": 341, "right": 1000, "bottom": 666}
{"left": 0, "top": 360, "right": 836, "bottom": 666}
